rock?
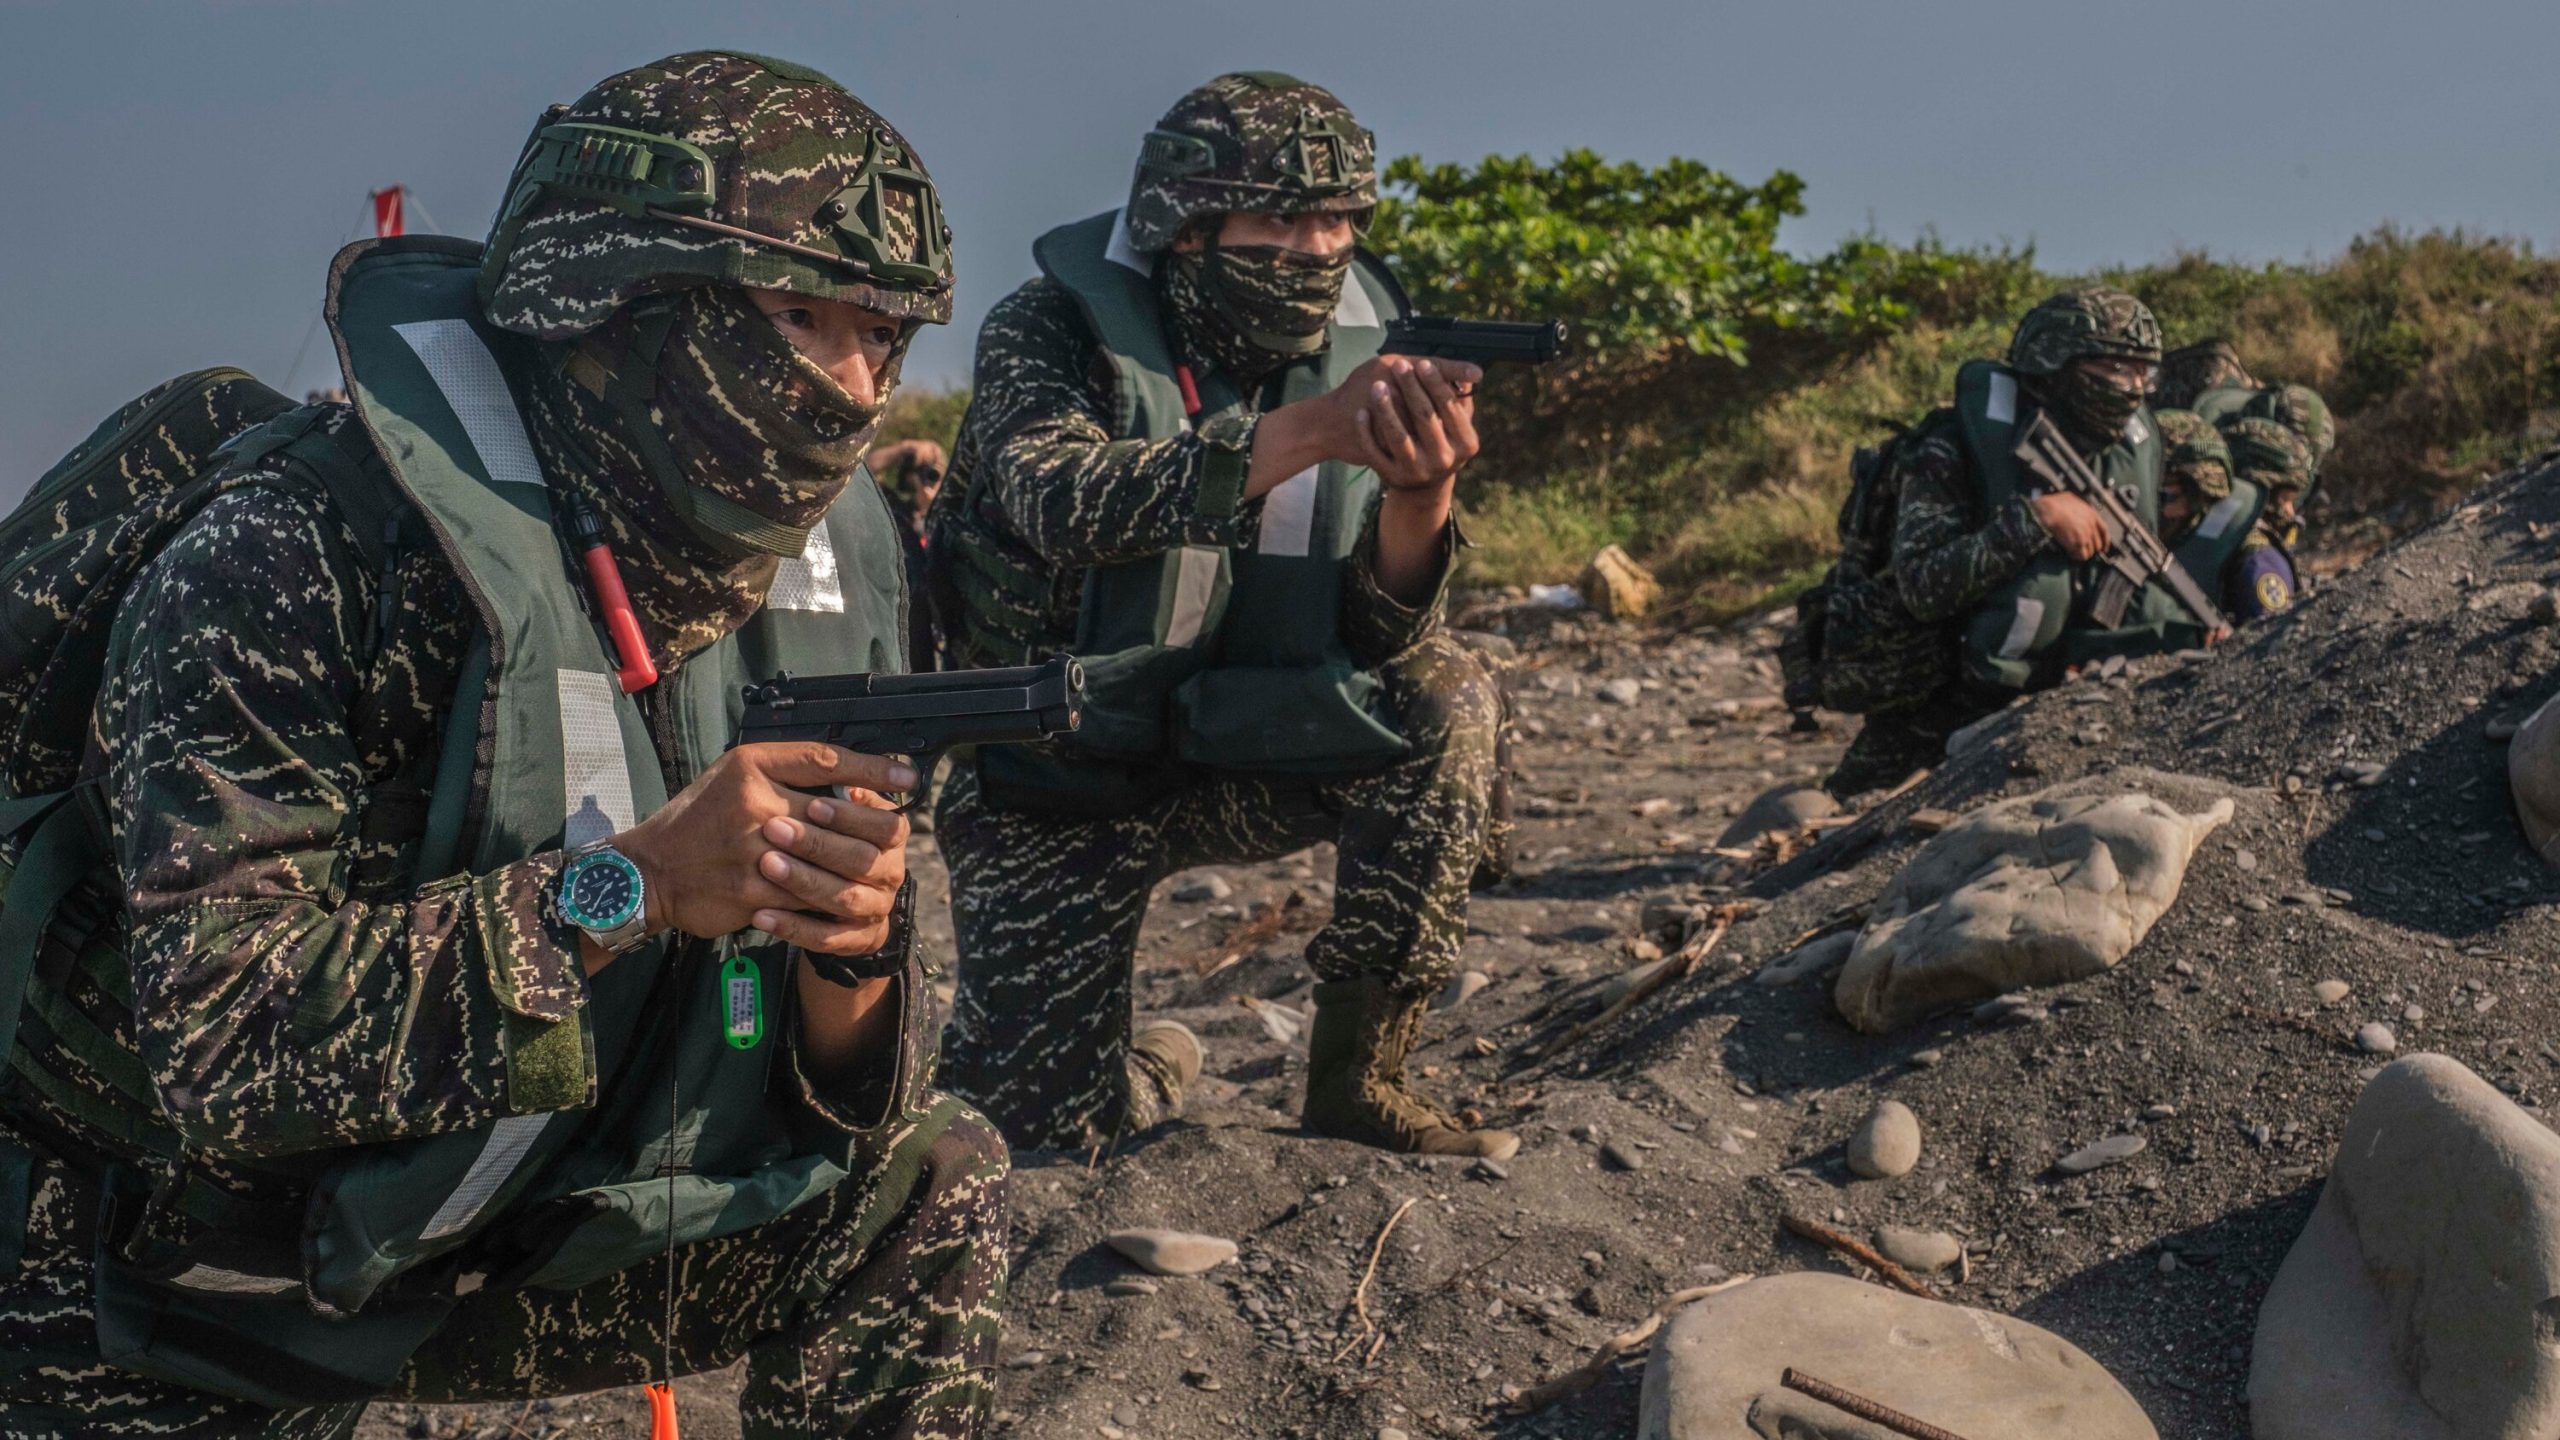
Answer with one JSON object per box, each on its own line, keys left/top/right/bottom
{"left": 1834, "top": 771, "right": 2235, "bottom": 1033}
{"left": 1170, "top": 873, "right": 1234, "bottom": 903}
{"left": 2356, "top": 1023, "right": 2398, "bottom": 1055}
{"left": 1104, "top": 1277, "right": 1160, "bottom": 1297}
{"left": 1638, "top": 1272, "right": 2158, "bottom": 1440}
{"left": 1470, "top": 1156, "right": 1510, "bottom": 1182}
{"left": 2536, "top": 588, "right": 2560, "bottom": 625}
{"left": 1905, "top": 807, "right": 1960, "bottom": 835}
{"left": 1598, "top": 677, "right": 1645, "bottom": 707}
{"left": 1715, "top": 781, "right": 1840, "bottom": 850}
{"left": 1754, "top": 930, "right": 1855, "bottom": 988}
{"left": 2312, "top": 979, "right": 2351, "bottom": 1005}
{"left": 2511, "top": 691, "right": 2560, "bottom": 870}
{"left": 1581, "top": 544, "right": 1662, "bottom": 620}
{"left": 2338, "top": 761, "right": 2387, "bottom": 788}
{"left": 2055, "top": 1134, "right": 2146, "bottom": 1176}
{"left": 1847, "top": 1100, "right": 1922, "bottom": 1180}
{"left": 2250, "top": 1055, "right": 2560, "bottom": 1438}
{"left": 1634, "top": 796, "right": 1678, "bottom": 819}
{"left": 1602, "top": 1141, "right": 1646, "bottom": 1172}
{"left": 1105, "top": 1229, "right": 1237, "bottom": 1277}
{"left": 1875, "top": 1226, "right": 1963, "bottom": 1275}
{"left": 1435, "top": 970, "right": 1490, "bottom": 1010}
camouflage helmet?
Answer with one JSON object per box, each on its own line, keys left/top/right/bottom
{"left": 2007, "top": 287, "right": 2165, "bottom": 378}
{"left": 1122, "top": 72, "right": 1377, "bottom": 253}
{"left": 2152, "top": 338, "right": 2256, "bottom": 411}
{"left": 2223, "top": 416, "right": 2316, "bottom": 493}
{"left": 480, "top": 52, "right": 954, "bottom": 341}
{"left": 2155, "top": 408, "right": 2234, "bottom": 502}
{"left": 2248, "top": 383, "right": 2335, "bottom": 464}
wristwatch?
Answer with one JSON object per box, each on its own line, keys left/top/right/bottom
{"left": 558, "top": 843, "right": 650, "bottom": 955}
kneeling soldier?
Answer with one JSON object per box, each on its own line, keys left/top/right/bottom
{"left": 929, "top": 73, "right": 1513, "bottom": 1159}
{"left": 0, "top": 53, "right": 1003, "bottom": 1437}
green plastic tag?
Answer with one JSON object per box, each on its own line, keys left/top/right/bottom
{"left": 721, "top": 955, "right": 764, "bottom": 1051}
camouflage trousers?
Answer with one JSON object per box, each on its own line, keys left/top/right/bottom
{"left": 1824, "top": 687, "right": 1993, "bottom": 801}
{"left": 937, "top": 632, "right": 1501, "bottom": 1152}
{"left": 0, "top": 1096, "right": 1009, "bottom": 1439}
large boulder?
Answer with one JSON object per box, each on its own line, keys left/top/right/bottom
{"left": 1832, "top": 771, "right": 2231, "bottom": 1033}
{"left": 2509, "top": 690, "right": 2560, "bottom": 867}
{"left": 2250, "top": 1054, "right": 2560, "bottom": 1439}
{"left": 1638, "top": 1271, "right": 2155, "bottom": 1440}
{"left": 1718, "top": 782, "right": 1841, "bottom": 851}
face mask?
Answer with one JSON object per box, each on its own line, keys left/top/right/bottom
{"left": 1163, "top": 237, "right": 1350, "bottom": 377}
{"left": 2045, "top": 363, "right": 2147, "bottom": 447}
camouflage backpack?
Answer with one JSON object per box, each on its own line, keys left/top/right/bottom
{"left": 1778, "top": 426, "right": 1947, "bottom": 721}
{"left": 0, "top": 369, "right": 393, "bottom": 1068}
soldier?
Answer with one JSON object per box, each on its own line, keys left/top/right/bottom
{"left": 928, "top": 73, "right": 1514, "bottom": 1159}
{"left": 1825, "top": 288, "right": 2209, "bottom": 799}
{"left": 2152, "top": 409, "right": 2232, "bottom": 547}
{"left": 872, "top": 436, "right": 949, "bottom": 667}
{"left": 2152, "top": 336, "right": 2256, "bottom": 412}
{"left": 0, "top": 53, "right": 1004, "bottom": 1437}
{"left": 2222, "top": 416, "right": 2318, "bottom": 620}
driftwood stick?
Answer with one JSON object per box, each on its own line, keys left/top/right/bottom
{"left": 1508, "top": 1274, "right": 1755, "bottom": 1413}
{"left": 1780, "top": 1212, "right": 1938, "bottom": 1299}
{"left": 1782, "top": 1368, "right": 1977, "bottom": 1440}
{"left": 1538, "top": 917, "right": 1734, "bottom": 1061}
{"left": 1330, "top": 1197, "right": 1419, "bottom": 1361}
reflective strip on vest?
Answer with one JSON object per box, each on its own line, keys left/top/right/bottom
{"left": 557, "top": 669, "right": 638, "bottom": 848}
{"left": 1997, "top": 596, "right": 2046, "bottom": 660}
{"left": 768, "top": 527, "right": 847, "bottom": 613}
{"left": 1258, "top": 469, "right": 1319, "bottom": 557}
{"left": 390, "top": 320, "right": 544, "bottom": 488}
{"left": 2197, "top": 494, "right": 2247, "bottom": 542}
{"left": 416, "top": 1113, "right": 551, "bottom": 1241}
{"left": 1164, "top": 547, "right": 1223, "bottom": 648}
{"left": 1985, "top": 371, "right": 2018, "bottom": 424}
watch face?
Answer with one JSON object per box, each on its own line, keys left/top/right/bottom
{"left": 562, "top": 850, "right": 643, "bottom": 931}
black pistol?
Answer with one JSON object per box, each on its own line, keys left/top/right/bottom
{"left": 1382, "top": 315, "right": 1568, "bottom": 366}
{"left": 736, "top": 656, "right": 1084, "bottom": 810}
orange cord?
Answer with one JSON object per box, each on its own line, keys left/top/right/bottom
{"left": 645, "top": 1380, "right": 679, "bottom": 1440}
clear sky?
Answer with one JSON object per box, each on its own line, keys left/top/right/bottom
{"left": 6, "top": 0, "right": 2557, "bottom": 495}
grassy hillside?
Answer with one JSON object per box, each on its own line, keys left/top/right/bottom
{"left": 881, "top": 151, "right": 2560, "bottom": 624}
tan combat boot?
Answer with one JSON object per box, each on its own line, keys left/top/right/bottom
{"left": 1303, "top": 975, "right": 1518, "bottom": 1158}
{"left": 1128, "top": 1020, "right": 1205, "bottom": 1128}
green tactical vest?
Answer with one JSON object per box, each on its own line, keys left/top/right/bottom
{"left": 71, "top": 237, "right": 946, "bottom": 1408}
{"left": 1949, "top": 360, "right": 2177, "bottom": 692}
{"left": 2171, "top": 476, "right": 2269, "bottom": 605}
{"left": 954, "top": 210, "right": 1410, "bottom": 813}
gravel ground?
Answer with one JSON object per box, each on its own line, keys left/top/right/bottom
{"left": 364, "top": 452, "right": 2560, "bottom": 1439}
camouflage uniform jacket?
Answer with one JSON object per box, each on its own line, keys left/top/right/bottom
{"left": 943, "top": 276, "right": 1453, "bottom": 671}
{"left": 1886, "top": 412, "right": 2060, "bottom": 626}
{"left": 25, "top": 405, "right": 895, "bottom": 1185}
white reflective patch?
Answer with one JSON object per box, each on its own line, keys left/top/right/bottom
{"left": 2125, "top": 413, "right": 2151, "bottom": 446}
{"left": 169, "top": 1264, "right": 299, "bottom": 1295}
{"left": 1163, "top": 547, "right": 1222, "bottom": 648}
{"left": 1997, "top": 596, "right": 2046, "bottom": 660}
{"left": 2197, "top": 495, "right": 2247, "bottom": 542}
{"left": 1985, "top": 372, "right": 2018, "bottom": 425}
{"left": 1258, "top": 468, "right": 1319, "bottom": 557}
{"left": 417, "top": 1113, "right": 552, "bottom": 1241}
{"left": 1336, "top": 276, "right": 1379, "bottom": 328}
{"left": 1104, "top": 209, "right": 1154, "bottom": 275}
{"left": 557, "top": 670, "right": 636, "bottom": 849}
{"left": 766, "top": 527, "right": 846, "bottom": 613}
{"left": 391, "top": 320, "right": 545, "bottom": 488}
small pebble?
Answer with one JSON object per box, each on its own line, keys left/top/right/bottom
{"left": 1436, "top": 970, "right": 1490, "bottom": 1010}
{"left": 1470, "top": 1156, "right": 1510, "bottom": 1182}
{"left": 1171, "top": 874, "right": 1234, "bottom": 903}
{"left": 2055, "top": 1134, "right": 2146, "bottom": 1176}
{"left": 2312, "top": 979, "right": 2351, "bottom": 1005}
{"left": 1908, "top": 1048, "right": 1944, "bottom": 1068}
{"left": 1106, "top": 1229, "right": 1237, "bottom": 1277}
{"left": 1602, "top": 1141, "right": 1646, "bottom": 1172}
{"left": 2144, "top": 1104, "right": 2178, "bottom": 1121}
{"left": 1847, "top": 1101, "right": 1922, "bottom": 1180}
{"left": 1874, "top": 1225, "right": 1963, "bottom": 1274}
{"left": 2356, "top": 1022, "right": 2399, "bottom": 1055}
{"left": 1597, "top": 678, "right": 1643, "bottom": 706}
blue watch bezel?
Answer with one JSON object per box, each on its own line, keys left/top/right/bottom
{"left": 559, "top": 846, "right": 646, "bottom": 932}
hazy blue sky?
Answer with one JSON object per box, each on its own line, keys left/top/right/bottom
{"left": 7, "top": 0, "right": 2557, "bottom": 493}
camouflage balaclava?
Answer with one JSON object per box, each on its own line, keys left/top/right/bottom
{"left": 2152, "top": 338, "right": 2256, "bottom": 412}
{"left": 480, "top": 51, "right": 953, "bottom": 666}
{"left": 2153, "top": 408, "right": 2232, "bottom": 544}
{"left": 2008, "top": 287, "right": 2164, "bottom": 449}
{"left": 1128, "top": 72, "right": 1376, "bottom": 382}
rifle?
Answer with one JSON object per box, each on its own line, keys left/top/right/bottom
{"left": 2012, "top": 411, "right": 2226, "bottom": 633}
{"left": 1382, "top": 316, "right": 1567, "bottom": 366}
{"left": 736, "top": 656, "right": 1083, "bottom": 810}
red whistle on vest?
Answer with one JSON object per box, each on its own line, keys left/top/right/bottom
{"left": 561, "top": 496, "right": 659, "bottom": 693}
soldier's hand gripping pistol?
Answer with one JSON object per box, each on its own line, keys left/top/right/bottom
{"left": 735, "top": 656, "right": 1084, "bottom": 811}
{"left": 2013, "top": 411, "right": 2228, "bottom": 637}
